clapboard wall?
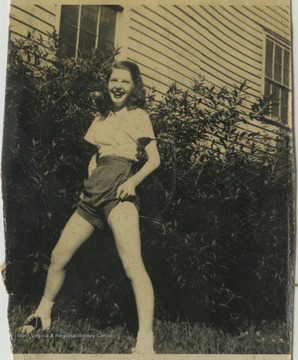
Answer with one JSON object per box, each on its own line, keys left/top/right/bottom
{"left": 8, "top": 4, "right": 291, "bottom": 95}
{"left": 126, "top": 5, "right": 291, "bottom": 136}
{"left": 9, "top": 4, "right": 57, "bottom": 40}
{"left": 127, "top": 5, "right": 290, "bottom": 98}
{"left": 8, "top": 3, "right": 291, "bottom": 135}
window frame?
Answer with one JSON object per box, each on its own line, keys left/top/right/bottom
{"left": 262, "top": 31, "right": 291, "bottom": 124}
{"left": 57, "top": 4, "right": 123, "bottom": 58}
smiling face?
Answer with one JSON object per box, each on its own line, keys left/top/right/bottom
{"left": 108, "top": 68, "right": 134, "bottom": 111}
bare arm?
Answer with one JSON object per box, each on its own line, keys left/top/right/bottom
{"left": 117, "top": 140, "right": 160, "bottom": 199}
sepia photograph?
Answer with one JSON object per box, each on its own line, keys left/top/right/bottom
{"left": 0, "top": 0, "right": 294, "bottom": 358}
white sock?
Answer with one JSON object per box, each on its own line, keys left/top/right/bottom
{"left": 132, "top": 330, "right": 155, "bottom": 354}
{"left": 137, "top": 330, "right": 153, "bottom": 337}
{"left": 35, "top": 297, "right": 55, "bottom": 318}
{"left": 136, "top": 330, "right": 154, "bottom": 345}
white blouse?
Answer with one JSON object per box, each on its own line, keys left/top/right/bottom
{"left": 84, "top": 107, "right": 156, "bottom": 161}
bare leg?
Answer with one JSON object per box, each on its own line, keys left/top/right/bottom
{"left": 20, "top": 212, "right": 95, "bottom": 333}
{"left": 107, "top": 202, "right": 155, "bottom": 353}
{"left": 43, "top": 211, "right": 95, "bottom": 301}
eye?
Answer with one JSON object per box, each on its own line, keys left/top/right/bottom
{"left": 122, "top": 80, "right": 130, "bottom": 84}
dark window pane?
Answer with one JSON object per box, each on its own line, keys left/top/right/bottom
{"left": 98, "top": 6, "right": 117, "bottom": 50}
{"left": 264, "top": 80, "right": 272, "bottom": 116}
{"left": 274, "top": 45, "right": 282, "bottom": 83}
{"left": 60, "top": 28, "right": 77, "bottom": 57}
{"left": 283, "top": 50, "right": 290, "bottom": 87}
{"left": 61, "top": 5, "right": 79, "bottom": 26}
{"left": 79, "top": 6, "right": 98, "bottom": 52}
{"left": 59, "top": 5, "right": 79, "bottom": 57}
{"left": 80, "top": 6, "right": 99, "bottom": 34}
{"left": 271, "top": 83, "right": 280, "bottom": 118}
{"left": 59, "top": 5, "right": 118, "bottom": 57}
{"left": 264, "top": 79, "right": 271, "bottom": 98}
{"left": 281, "top": 88, "right": 289, "bottom": 122}
{"left": 79, "top": 31, "right": 96, "bottom": 52}
{"left": 265, "top": 39, "right": 274, "bottom": 78}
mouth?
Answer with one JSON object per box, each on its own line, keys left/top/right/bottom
{"left": 111, "top": 90, "right": 125, "bottom": 99}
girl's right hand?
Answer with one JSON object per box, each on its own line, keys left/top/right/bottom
{"left": 116, "top": 178, "right": 137, "bottom": 200}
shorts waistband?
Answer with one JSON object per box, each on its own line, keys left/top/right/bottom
{"left": 96, "top": 155, "right": 133, "bottom": 166}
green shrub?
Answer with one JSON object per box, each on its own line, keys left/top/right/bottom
{"left": 141, "top": 82, "right": 293, "bottom": 327}
{"left": 2, "top": 32, "right": 117, "bottom": 297}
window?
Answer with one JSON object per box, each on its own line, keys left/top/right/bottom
{"left": 264, "top": 37, "right": 291, "bottom": 123}
{"left": 59, "top": 5, "right": 122, "bottom": 57}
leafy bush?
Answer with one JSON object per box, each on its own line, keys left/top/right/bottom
{"left": 2, "top": 33, "right": 294, "bottom": 329}
{"left": 141, "top": 82, "right": 294, "bottom": 327}
{"left": 3, "top": 32, "right": 117, "bottom": 296}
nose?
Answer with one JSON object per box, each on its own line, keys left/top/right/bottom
{"left": 113, "top": 80, "right": 122, "bottom": 88}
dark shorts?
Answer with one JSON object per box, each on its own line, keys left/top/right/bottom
{"left": 77, "top": 156, "right": 140, "bottom": 229}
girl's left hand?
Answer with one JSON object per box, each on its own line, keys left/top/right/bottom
{"left": 117, "top": 178, "right": 136, "bottom": 200}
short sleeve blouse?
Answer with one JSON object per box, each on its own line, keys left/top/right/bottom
{"left": 84, "top": 107, "right": 156, "bottom": 161}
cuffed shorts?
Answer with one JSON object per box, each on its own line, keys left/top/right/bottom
{"left": 77, "top": 155, "right": 140, "bottom": 229}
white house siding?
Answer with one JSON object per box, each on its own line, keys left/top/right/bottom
{"left": 127, "top": 5, "right": 289, "bottom": 93}
{"left": 9, "top": 4, "right": 57, "bottom": 41}
{"left": 125, "top": 6, "right": 203, "bottom": 95}
{"left": 7, "top": 3, "right": 291, "bottom": 138}
{"left": 126, "top": 5, "right": 291, "bottom": 136}
{"left": 8, "top": 4, "right": 290, "bottom": 96}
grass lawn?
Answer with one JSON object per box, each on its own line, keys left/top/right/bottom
{"left": 9, "top": 304, "right": 290, "bottom": 354}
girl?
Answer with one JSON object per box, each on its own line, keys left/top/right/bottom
{"left": 20, "top": 60, "right": 160, "bottom": 355}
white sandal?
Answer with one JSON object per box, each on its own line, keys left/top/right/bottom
{"left": 131, "top": 331, "right": 155, "bottom": 354}
{"left": 18, "top": 313, "right": 51, "bottom": 334}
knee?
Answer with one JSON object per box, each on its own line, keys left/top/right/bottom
{"left": 123, "top": 261, "right": 146, "bottom": 281}
{"left": 50, "top": 248, "right": 68, "bottom": 270}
